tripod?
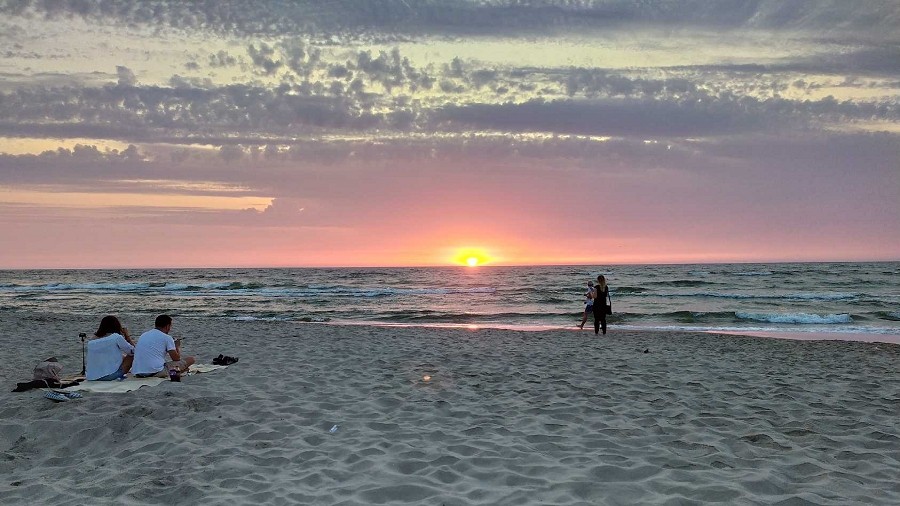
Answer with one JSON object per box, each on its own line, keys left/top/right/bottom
{"left": 79, "top": 333, "right": 87, "bottom": 376}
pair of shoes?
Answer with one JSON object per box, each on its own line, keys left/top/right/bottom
{"left": 44, "top": 391, "right": 68, "bottom": 402}
{"left": 44, "top": 390, "right": 81, "bottom": 402}
{"left": 212, "top": 354, "right": 239, "bottom": 366}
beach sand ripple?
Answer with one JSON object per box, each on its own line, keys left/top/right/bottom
{"left": 1, "top": 314, "right": 898, "bottom": 504}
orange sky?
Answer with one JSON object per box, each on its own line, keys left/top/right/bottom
{"left": 0, "top": 2, "right": 898, "bottom": 268}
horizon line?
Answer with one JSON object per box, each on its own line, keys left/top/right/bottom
{"left": 3, "top": 258, "right": 899, "bottom": 271}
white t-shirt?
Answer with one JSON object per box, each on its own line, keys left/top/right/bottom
{"left": 132, "top": 328, "right": 176, "bottom": 375}
{"left": 86, "top": 333, "right": 134, "bottom": 380}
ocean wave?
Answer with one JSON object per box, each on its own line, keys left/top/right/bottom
{"left": 644, "top": 280, "right": 722, "bottom": 287}
{"left": 733, "top": 271, "right": 774, "bottom": 276}
{"left": 613, "top": 286, "right": 648, "bottom": 294}
{"left": 880, "top": 311, "right": 900, "bottom": 321}
{"left": 231, "top": 315, "right": 327, "bottom": 322}
{"left": 653, "top": 311, "right": 737, "bottom": 322}
{"left": 21, "top": 282, "right": 153, "bottom": 292}
{"left": 780, "top": 292, "right": 852, "bottom": 300}
{"left": 735, "top": 312, "right": 852, "bottom": 324}
{"left": 0, "top": 281, "right": 498, "bottom": 298}
{"left": 625, "top": 291, "right": 858, "bottom": 301}
{"left": 369, "top": 310, "right": 576, "bottom": 322}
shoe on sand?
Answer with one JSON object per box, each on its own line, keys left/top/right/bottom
{"left": 44, "top": 391, "right": 69, "bottom": 402}
{"left": 213, "top": 354, "right": 239, "bottom": 365}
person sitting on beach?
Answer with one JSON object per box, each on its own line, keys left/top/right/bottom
{"left": 578, "top": 281, "right": 595, "bottom": 329}
{"left": 132, "top": 315, "right": 195, "bottom": 378}
{"left": 86, "top": 315, "right": 135, "bottom": 381}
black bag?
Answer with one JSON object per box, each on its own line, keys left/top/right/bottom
{"left": 605, "top": 292, "right": 612, "bottom": 315}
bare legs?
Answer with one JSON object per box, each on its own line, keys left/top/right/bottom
{"left": 578, "top": 306, "right": 592, "bottom": 329}
{"left": 178, "top": 356, "right": 196, "bottom": 372}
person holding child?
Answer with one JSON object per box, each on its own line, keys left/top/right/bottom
{"left": 592, "top": 275, "right": 611, "bottom": 335}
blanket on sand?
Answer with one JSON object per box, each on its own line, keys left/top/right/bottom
{"left": 65, "top": 364, "right": 228, "bottom": 393}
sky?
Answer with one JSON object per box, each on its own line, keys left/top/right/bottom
{"left": 0, "top": 0, "right": 898, "bottom": 268}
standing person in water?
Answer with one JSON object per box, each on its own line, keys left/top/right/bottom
{"left": 578, "top": 281, "right": 595, "bottom": 329}
{"left": 592, "top": 275, "right": 611, "bottom": 335}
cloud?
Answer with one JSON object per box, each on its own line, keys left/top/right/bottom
{"left": 434, "top": 96, "right": 899, "bottom": 137}
{"left": 1, "top": 60, "right": 895, "bottom": 148}
{"left": 208, "top": 50, "right": 239, "bottom": 68}
{"left": 116, "top": 66, "right": 137, "bottom": 87}
{"left": 3, "top": 1, "right": 897, "bottom": 38}
{"left": 247, "top": 43, "right": 282, "bottom": 75}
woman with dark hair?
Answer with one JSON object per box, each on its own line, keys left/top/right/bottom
{"left": 86, "top": 315, "right": 135, "bottom": 381}
{"left": 592, "top": 275, "right": 611, "bottom": 335}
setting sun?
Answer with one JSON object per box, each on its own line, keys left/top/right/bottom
{"left": 452, "top": 248, "right": 492, "bottom": 267}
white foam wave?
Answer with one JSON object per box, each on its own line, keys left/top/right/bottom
{"left": 735, "top": 312, "right": 851, "bottom": 324}
{"left": 230, "top": 315, "right": 296, "bottom": 322}
{"left": 30, "top": 282, "right": 151, "bottom": 291}
{"left": 629, "top": 291, "right": 857, "bottom": 301}
{"left": 161, "top": 283, "right": 191, "bottom": 291}
{"left": 786, "top": 292, "right": 857, "bottom": 301}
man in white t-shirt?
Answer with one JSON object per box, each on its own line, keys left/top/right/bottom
{"left": 132, "top": 315, "right": 196, "bottom": 378}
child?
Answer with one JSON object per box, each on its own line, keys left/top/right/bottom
{"left": 578, "top": 281, "right": 595, "bottom": 329}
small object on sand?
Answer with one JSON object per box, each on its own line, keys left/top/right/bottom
{"left": 44, "top": 391, "right": 69, "bottom": 402}
{"left": 644, "top": 348, "right": 649, "bottom": 353}
{"left": 329, "top": 425, "right": 339, "bottom": 433}
{"left": 423, "top": 375, "right": 432, "bottom": 382}
{"left": 212, "top": 354, "right": 240, "bottom": 366}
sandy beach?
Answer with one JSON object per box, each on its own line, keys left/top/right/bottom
{"left": 1, "top": 312, "right": 898, "bottom": 505}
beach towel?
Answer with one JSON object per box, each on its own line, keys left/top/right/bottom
{"left": 189, "top": 363, "right": 229, "bottom": 374}
{"left": 67, "top": 377, "right": 167, "bottom": 393}
{"left": 64, "top": 363, "right": 228, "bottom": 393}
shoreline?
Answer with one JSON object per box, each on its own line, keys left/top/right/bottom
{"left": 318, "top": 320, "right": 900, "bottom": 345}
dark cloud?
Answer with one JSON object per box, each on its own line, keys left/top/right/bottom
{"left": 3, "top": 1, "right": 897, "bottom": 37}
{"left": 434, "top": 96, "right": 897, "bottom": 137}
{"left": 0, "top": 68, "right": 895, "bottom": 145}
{"left": 247, "top": 43, "right": 282, "bottom": 75}
{"left": 671, "top": 45, "right": 900, "bottom": 76}
{"left": 208, "top": 50, "right": 239, "bottom": 68}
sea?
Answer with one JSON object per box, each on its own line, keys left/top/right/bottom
{"left": 1, "top": 262, "right": 898, "bottom": 343}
